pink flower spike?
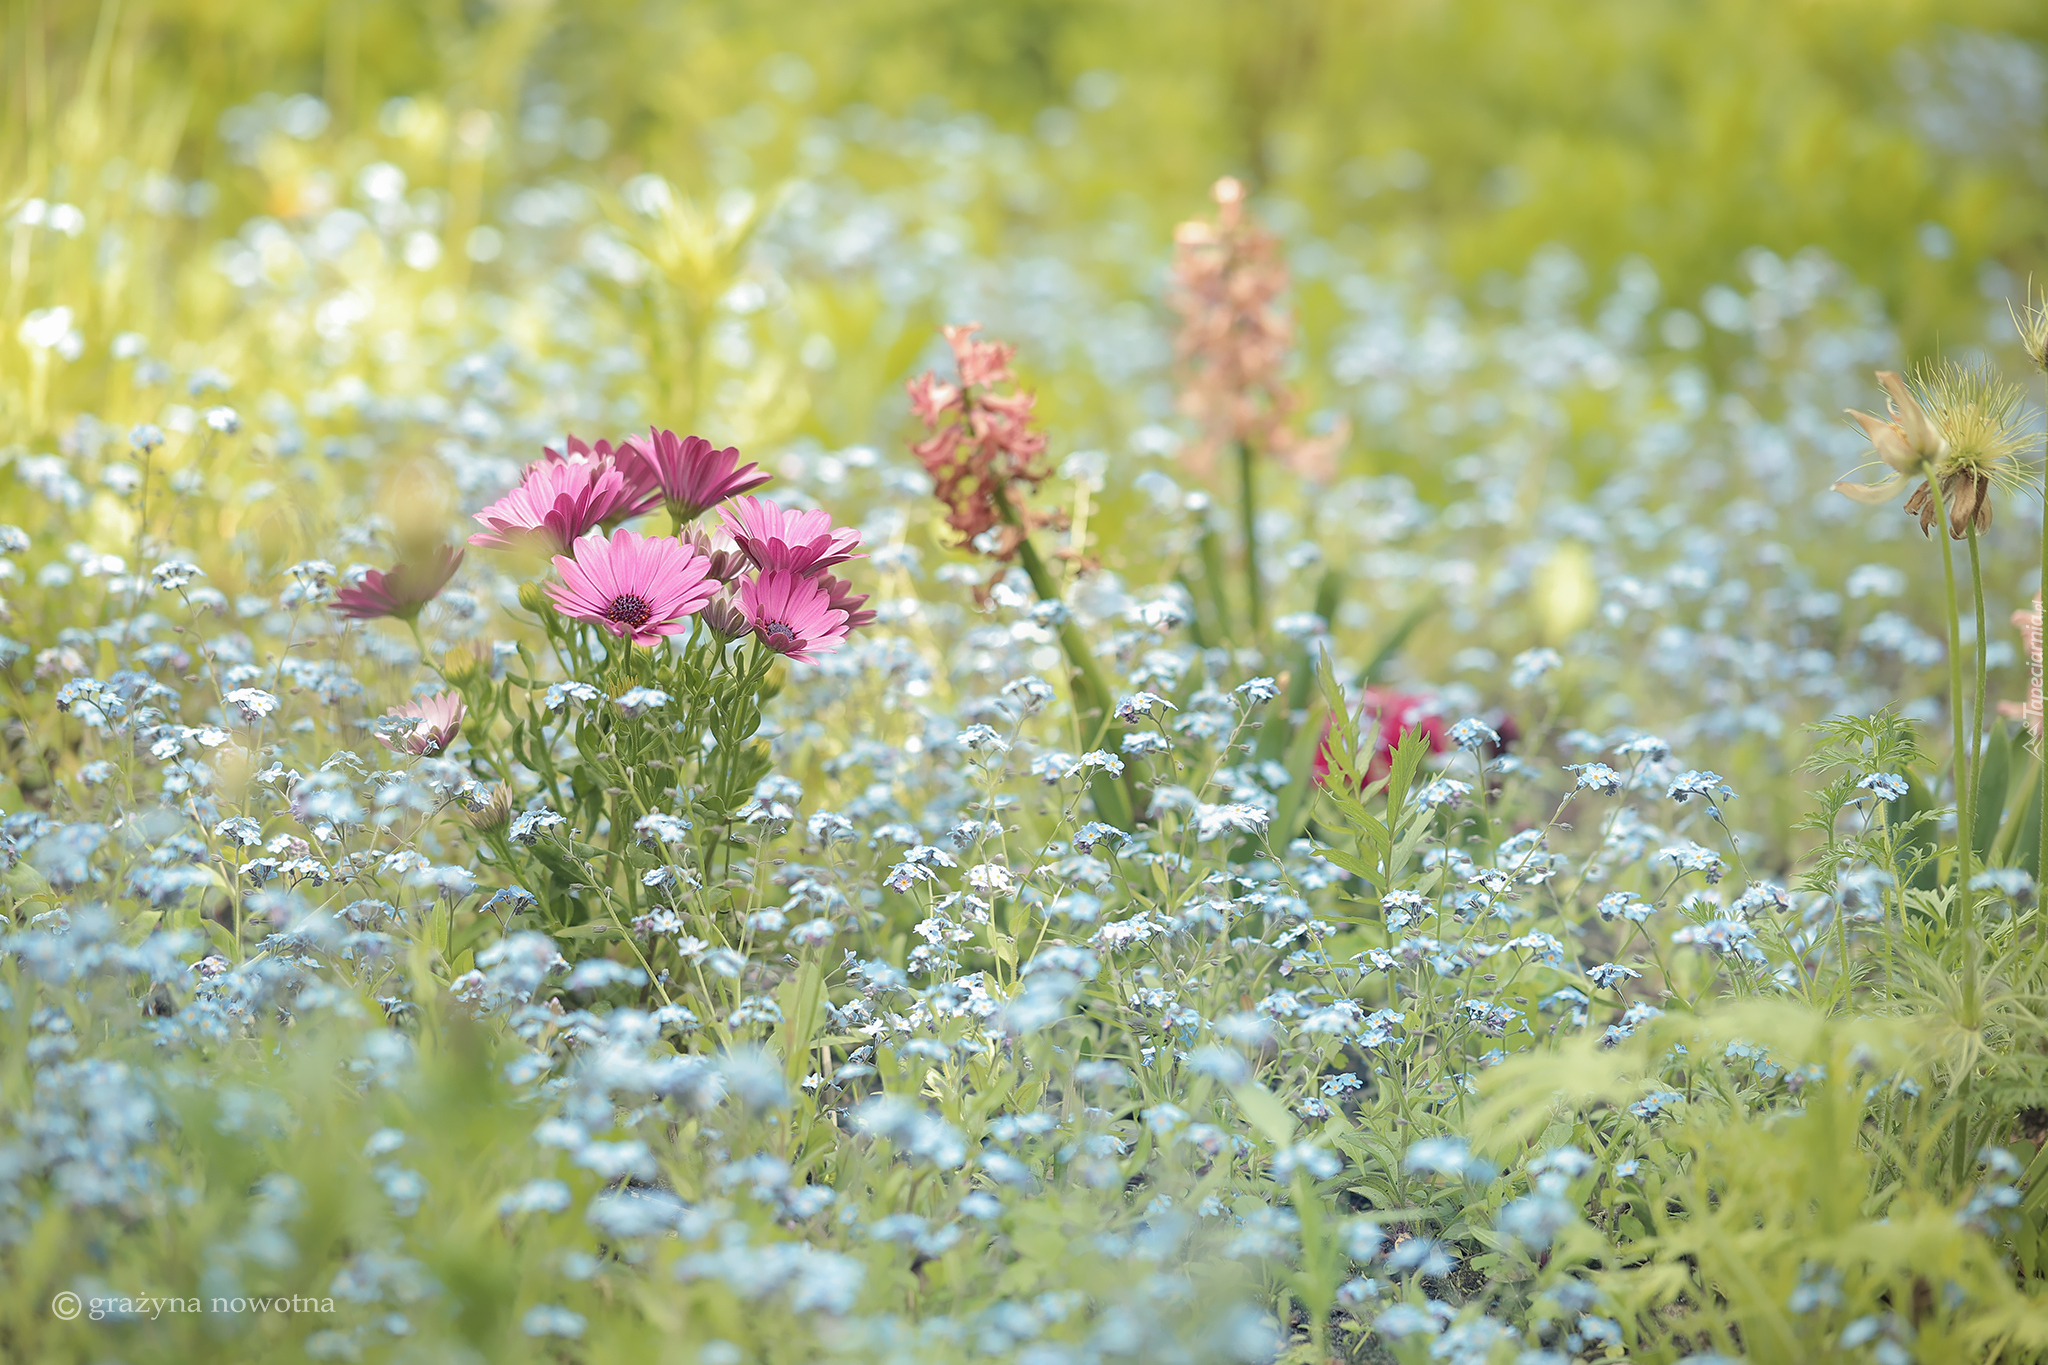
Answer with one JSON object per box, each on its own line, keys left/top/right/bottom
{"left": 469, "top": 459, "right": 653, "bottom": 554}
{"left": 719, "top": 495, "right": 863, "bottom": 577}
{"left": 623, "top": 428, "right": 772, "bottom": 524}
{"left": 380, "top": 691, "right": 466, "bottom": 757}
{"left": 546, "top": 528, "right": 717, "bottom": 647}
{"left": 332, "top": 544, "right": 464, "bottom": 623}
{"left": 739, "top": 570, "right": 850, "bottom": 665}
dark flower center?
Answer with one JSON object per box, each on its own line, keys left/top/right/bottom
{"left": 758, "top": 619, "right": 800, "bottom": 653}
{"left": 605, "top": 593, "right": 654, "bottom": 629}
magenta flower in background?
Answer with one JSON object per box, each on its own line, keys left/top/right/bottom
{"left": 719, "top": 495, "right": 862, "bottom": 577}
{"left": 379, "top": 691, "right": 466, "bottom": 757}
{"left": 542, "top": 434, "right": 663, "bottom": 508}
{"left": 469, "top": 459, "right": 654, "bottom": 554}
{"left": 623, "top": 429, "right": 772, "bottom": 524}
{"left": 815, "top": 572, "right": 876, "bottom": 631}
{"left": 739, "top": 570, "right": 851, "bottom": 664}
{"left": 546, "top": 528, "right": 717, "bottom": 647}
{"left": 332, "top": 544, "right": 464, "bottom": 623}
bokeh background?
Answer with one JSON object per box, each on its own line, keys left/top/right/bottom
{"left": 8, "top": 0, "right": 2048, "bottom": 843}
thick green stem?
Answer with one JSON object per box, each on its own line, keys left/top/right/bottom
{"left": 993, "top": 487, "right": 1136, "bottom": 829}
{"left": 1969, "top": 527, "right": 1988, "bottom": 833}
{"left": 1235, "top": 438, "right": 1262, "bottom": 638}
{"left": 1929, "top": 478, "right": 1979, "bottom": 1013}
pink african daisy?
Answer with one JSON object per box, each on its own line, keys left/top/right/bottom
{"left": 815, "top": 572, "right": 877, "bottom": 631}
{"left": 621, "top": 428, "right": 772, "bottom": 524}
{"left": 469, "top": 458, "right": 655, "bottom": 554}
{"left": 739, "top": 570, "right": 851, "bottom": 665}
{"left": 379, "top": 691, "right": 466, "bottom": 757}
{"left": 332, "top": 544, "right": 464, "bottom": 623}
{"left": 719, "top": 495, "right": 863, "bottom": 577}
{"left": 543, "top": 434, "right": 663, "bottom": 507}
{"left": 546, "top": 528, "right": 717, "bottom": 647}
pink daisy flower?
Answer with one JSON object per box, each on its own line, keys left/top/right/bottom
{"left": 546, "top": 528, "right": 717, "bottom": 647}
{"left": 719, "top": 495, "right": 863, "bottom": 577}
{"left": 379, "top": 691, "right": 466, "bottom": 757}
{"left": 621, "top": 428, "right": 772, "bottom": 524}
{"left": 815, "top": 573, "right": 877, "bottom": 631}
{"left": 332, "top": 544, "right": 464, "bottom": 623}
{"left": 543, "top": 434, "right": 663, "bottom": 506}
{"left": 469, "top": 459, "right": 654, "bottom": 554}
{"left": 739, "top": 570, "right": 851, "bottom": 664}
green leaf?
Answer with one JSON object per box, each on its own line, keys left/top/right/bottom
{"left": 1228, "top": 1080, "right": 1296, "bottom": 1147}
{"left": 1973, "top": 722, "right": 2012, "bottom": 856}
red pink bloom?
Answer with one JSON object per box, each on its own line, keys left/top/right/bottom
{"left": 546, "top": 528, "right": 717, "bottom": 646}
{"left": 739, "top": 570, "right": 850, "bottom": 664}
{"left": 719, "top": 495, "right": 862, "bottom": 577}
{"left": 623, "top": 429, "right": 771, "bottom": 524}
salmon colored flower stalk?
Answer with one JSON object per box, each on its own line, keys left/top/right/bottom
{"left": 905, "top": 323, "right": 1053, "bottom": 560}
{"left": 719, "top": 496, "right": 863, "bottom": 577}
{"left": 379, "top": 690, "right": 466, "bottom": 756}
{"left": 332, "top": 544, "right": 464, "bottom": 623}
{"left": 740, "top": 570, "right": 851, "bottom": 664}
{"left": 469, "top": 458, "right": 654, "bottom": 554}
{"left": 546, "top": 528, "right": 717, "bottom": 646}
{"left": 623, "top": 429, "right": 772, "bottom": 526}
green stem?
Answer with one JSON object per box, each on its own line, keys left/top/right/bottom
{"left": 995, "top": 486, "right": 1137, "bottom": 829}
{"left": 1235, "top": 438, "right": 1262, "bottom": 638}
{"left": 1929, "top": 478, "right": 1979, "bottom": 1010}
{"left": 1969, "top": 526, "right": 1988, "bottom": 839}
{"left": 2039, "top": 371, "right": 2048, "bottom": 877}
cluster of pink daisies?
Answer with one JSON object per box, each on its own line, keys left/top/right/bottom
{"left": 335, "top": 428, "right": 873, "bottom": 755}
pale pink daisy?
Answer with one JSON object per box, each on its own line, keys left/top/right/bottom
{"left": 542, "top": 434, "right": 664, "bottom": 508}
{"left": 719, "top": 495, "right": 862, "bottom": 577}
{"left": 379, "top": 691, "right": 466, "bottom": 757}
{"left": 621, "top": 428, "right": 772, "bottom": 524}
{"left": 546, "top": 528, "right": 717, "bottom": 647}
{"left": 332, "top": 544, "right": 463, "bottom": 623}
{"left": 469, "top": 459, "right": 654, "bottom": 554}
{"left": 739, "top": 570, "right": 850, "bottom": 664}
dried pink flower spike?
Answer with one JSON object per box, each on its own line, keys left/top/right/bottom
{"left": 719, "top": 496, "right": 863, "bottom": 577}
{"left": 469, "top": 458, "right": 654, "bottom": 554}
{"left": 546, "top": 527, "right": 717, "bottom": 647}
{"left": 740, "top": 570, "right": 850, "bottom": 664}
{"left": 332, "top": 544, "right": 464, "bottom": 623}
{"left": 905, "top": 323, "right": 1053, "bottom": 560}
{"left": 379, "top": 691, "right": 466, "bottom": 756}
{"left": 1170, "top": 176, "right": 1347, "bottom": 481}
{"left": 621, "top": 429, "right": 772, "bottom": 525}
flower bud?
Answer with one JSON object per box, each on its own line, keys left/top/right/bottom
{"left": 516, "top": 580, "right": 550, "bottom": 616}
{"left": 461, "top": 783, "right": 513, "bottom": 831}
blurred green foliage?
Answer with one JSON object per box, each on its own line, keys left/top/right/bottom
{"left": 10, "top": 0, "right": 2048, "bottom": 357}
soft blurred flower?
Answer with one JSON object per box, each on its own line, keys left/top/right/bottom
{"left": 332, "top": 545, "right": 464, "bottom": 623}
{"left": 1170, "top": 177, "right": 1346, "bottom": 481}
{"left": 379, "top": 691, "right": 466, "bottom": 757}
